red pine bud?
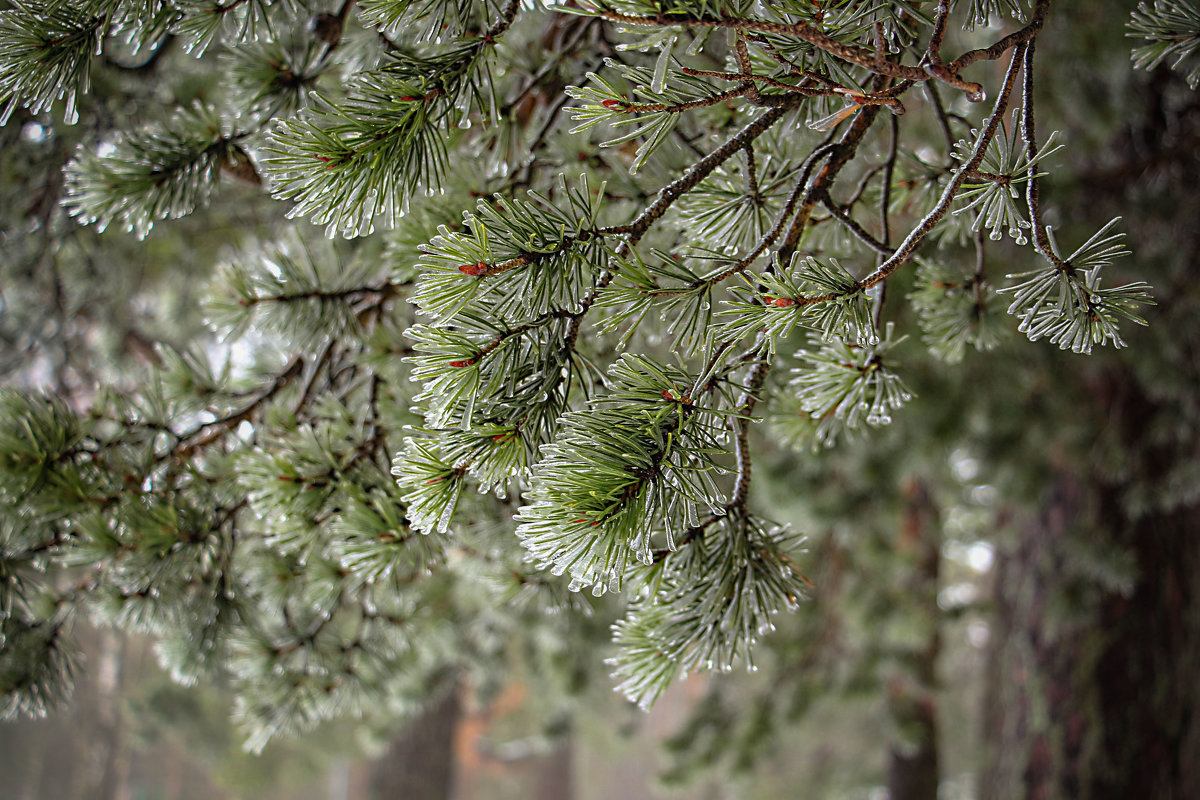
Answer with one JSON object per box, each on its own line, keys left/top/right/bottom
{"left": 601, "top": 98, "right": 626, "bottom": 111}
{"left": 400, "top": 95, "right": 420, "bottom": 102}
{"left": 572, "top": 518, "right": 589, "bottom": 524}
{"left": 448, "top": 358, "right": 476, "bottom": 368}
{"left": 771, "top": 297, "right": 796, "bottom": 308}
{"left": 458, "top": 261, "right": 487, "bottom": 277}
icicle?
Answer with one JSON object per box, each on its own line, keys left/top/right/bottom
{"left": 651, "top": 35, "right": 676, "bottom": 94}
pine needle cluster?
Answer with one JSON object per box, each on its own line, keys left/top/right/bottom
{"left": 0, "top": 0, "right": 1176, "bottom": 755}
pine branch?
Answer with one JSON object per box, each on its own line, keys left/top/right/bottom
{"left": 858, "top": 43, "right": 1028, "bottom": 291}
{"left": 64, "top": 104, "right": 249, "bottom": 239}
{"left": 0, "top": 2, "right": 103, "bottom": 125}
{"left": 1019, "top": 41, "right": 1063, "bottom": 268}
{"left": 1129, "top": 0, "right": 1200, "bottom": 88}
{"left": 172, "top": 357, "right": 305, "bottom": 459}
{"left": 589, "top": 8, "right": 931, "bottom": 83}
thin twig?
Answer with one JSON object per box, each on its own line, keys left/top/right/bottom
{"left": 858, "top": 43, "right": 1028, "bottom": 291}
{"left": 1020, "top": 37, "right": 1070, "bottom": 272}
{"left": 173, "top": 357, "right": 305, "bottom": 458}
{"left": 821, "top": 197, "right": 891, "bottom": 254}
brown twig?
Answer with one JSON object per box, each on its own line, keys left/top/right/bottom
{"left": 1019, "top": 37, "right": 1071, "bottom": 272}
{"left": 173, "top": 357, "right": 305, "bottom": 458}
{"left": 858, "top": 43, "right": 1028, "bottom": 291}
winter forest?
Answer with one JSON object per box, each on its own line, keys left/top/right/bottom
{"left": 2, "top": 0, "right": 1200, "bottom": 798}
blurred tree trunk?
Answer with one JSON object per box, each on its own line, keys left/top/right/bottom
{"left": 887, "top": 479, "right": 940, "bottom": 800}
{"left": 369, "top": 688, "right": 461, "bottom": 800}
{"left": 70, "top": 629, "right": 132, "bottom": 800}
{"left": 531, "top": 725, "right": 573, "bottom": 800}
{"left": 982, "top": 472, "right": 1200, "bottom": 799}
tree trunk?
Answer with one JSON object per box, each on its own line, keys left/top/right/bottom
{"left": 531, "top": 724, "right": 574, "bottom": 800}
{"left": 982, "top": 471, "right": 1200, "bottom": 800}
{"left": 887, "top": 479, "right": 941, "bottom": 800}
{"left": 369, "top": 687, "right": 461, "bottom": 800}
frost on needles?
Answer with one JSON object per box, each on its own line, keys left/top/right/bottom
{"left": 0, "top": 0, "right": 1171, "bottom": 752}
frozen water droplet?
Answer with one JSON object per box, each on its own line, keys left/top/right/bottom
{"left": 989, "top": 229, "right": 1003, "bottom": 241}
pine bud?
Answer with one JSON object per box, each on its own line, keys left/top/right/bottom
{"left": 459, "top": 262, "right": 487, "bottom": 277}
{"left": 601, "top": 98, "right": 627, "bottom": 111}
{"left": 769, "top": 296, "right": 796, "bottom": 308}
{"left": 448, "top": 358, "right": 476, "bottom": 368}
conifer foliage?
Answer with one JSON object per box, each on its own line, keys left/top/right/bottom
{"left": 0, "top": 0, "right": 1177, "bottom": 753}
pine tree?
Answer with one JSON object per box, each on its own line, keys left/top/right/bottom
{"left": 1, "top": 0, "right": 1197, "bottom": 794}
